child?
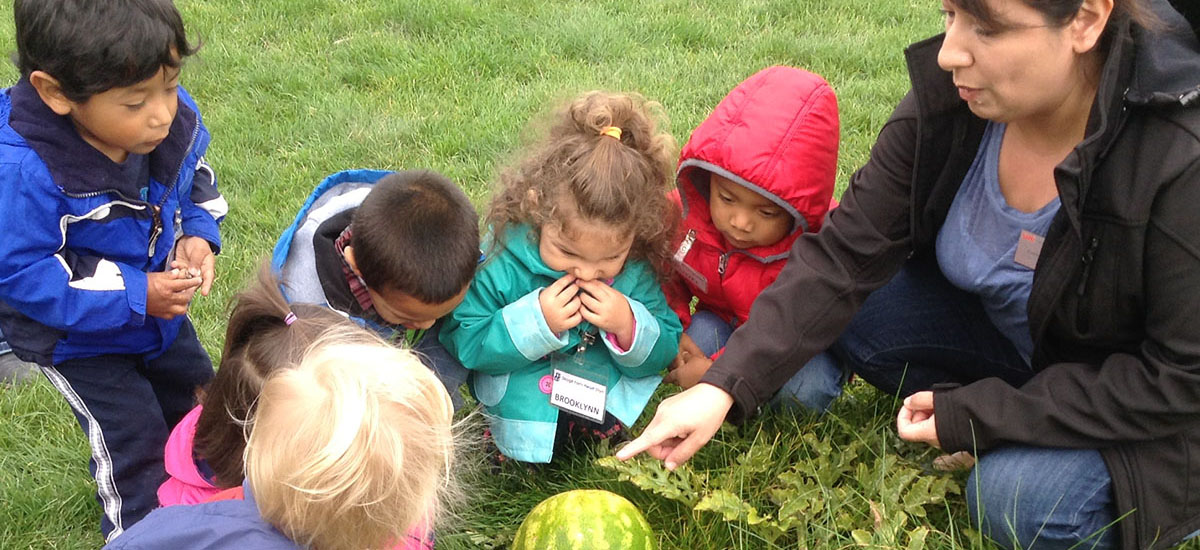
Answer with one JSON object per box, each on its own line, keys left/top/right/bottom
{"left": 157, "top": 266, "right": 361, "bottom": 505}
{"left": 440, "top": 91, "right": 683, "bottom": 464}
{"left": 272, "top": 169, "right": 479, "bottom": 409}
{"left": 106, "top": 328, "right": 457, "bottom": 550}
{"left": 0, "top": 0, "right": 225, "bottom": 539}
{"left": 156, "top": 267, "right": 437, "bottom": 549}
{"left": 663, "top": 66, "right": 839, "bottom": 411}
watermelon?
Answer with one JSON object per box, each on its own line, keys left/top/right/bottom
{"left": 511, "top": 489, "right": 656, "bottom": 550}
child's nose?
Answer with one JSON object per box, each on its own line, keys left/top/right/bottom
{"left": 729, "top": 212, "right": 751, "bottom": 232}
{"left": 407, "top": 319, "right": 436, "bottom": 330}
{"left": 573, "top": 266, "right": 597, "bottom": 281}
{"left": 148, "top": 98, "right": 173, "bottom": 128}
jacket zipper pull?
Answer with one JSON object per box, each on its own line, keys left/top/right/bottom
{"left": 718, "top": 252, "right": 729, "bottom": 277}
{"left": 673, "top": 229, "right": 697, "bottom": 263}
{"left": 148, "top": 206, "right": 163, "bottom": 258}
{"left": 1076, "top": 237, "right": 1100, "bottom": 296}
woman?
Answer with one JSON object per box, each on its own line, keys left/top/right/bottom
{"left": 618, "top": 1, "right": 1200, "bottom": 548}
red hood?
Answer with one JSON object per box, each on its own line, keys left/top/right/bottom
{"left": 676, "top": 65, "right": 839, "bottom": 259}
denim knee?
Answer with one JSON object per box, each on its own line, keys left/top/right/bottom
{"left": 414, "top": 323, "right": 468, "bottom": 411}
{"left": 768, "top": 351, "right": 846, "bottom": 414}
{"left": 967, "top": 447, "right": 1116, "bottom": 550}
{"left": 685, "top": 310, "right": 734, "bottom": 358}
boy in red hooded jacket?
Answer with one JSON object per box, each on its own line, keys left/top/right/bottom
{"left": 664, "top": 66, "right": 841, "bottom": 412}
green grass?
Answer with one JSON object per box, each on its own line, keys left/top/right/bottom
{"left": 4, "top": 0, "right": 1175, "bottom": 549}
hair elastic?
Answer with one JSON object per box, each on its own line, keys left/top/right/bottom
{"left": 599, "top": 126, "right": 622, "bottom": 140}
{"left": 284, "top": 312, "right": 297, "bottom": 326}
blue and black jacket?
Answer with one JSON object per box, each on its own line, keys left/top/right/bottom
{"left": 0, "top": 78, "right": 226, "bottom": 365}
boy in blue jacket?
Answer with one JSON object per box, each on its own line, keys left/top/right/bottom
{"left": 0, "top": 0, "right": 226, "bottom": 541}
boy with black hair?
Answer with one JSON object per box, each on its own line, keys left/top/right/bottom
{"left": 272, "top": 169, "right": 478, "bottom": 408}
{"left": 0, "top": 0, "right": 225, "bottom": 540}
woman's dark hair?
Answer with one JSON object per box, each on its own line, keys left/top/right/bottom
{"left": 193, "top": 264, "right": 370, "bottom": 488}
{"left": 13, "top": 0, "right": 199, "bottom": 102}
{"left": 950, "top": 0, "right": 1160, "bottom": 35}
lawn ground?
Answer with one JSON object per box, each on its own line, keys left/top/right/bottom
{"left": 4, "top": 1, "right": 1186, "bottom": 549}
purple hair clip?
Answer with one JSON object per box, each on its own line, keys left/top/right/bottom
{"left": 284, "top": 312, "right": 298, "bottom": 326}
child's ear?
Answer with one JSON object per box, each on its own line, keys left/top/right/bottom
{"left": 28, "top": 71, "right": 74, "bottom": 116}
{"left": 342, "top": 245, "right": 361, "bottom": 276}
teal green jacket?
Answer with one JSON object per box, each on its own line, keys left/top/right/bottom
{"left": 440, "top": 225, "right": 681, "bottom": 463}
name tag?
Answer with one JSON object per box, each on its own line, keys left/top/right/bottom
{"left": 674, "top": 261, "right": 708, "bottom": 293}
{"left": 550, "top": 369, "right": 607, "bottom": 423}
{"left": 1014, "top": 230, "right": 1045, "bottom": 270}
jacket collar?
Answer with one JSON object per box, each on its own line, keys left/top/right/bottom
{"left": 8, "top": 76, "right": 199, "bottom": 199}
{"left": 498, "top": 223, "right": 562, "bottom": 279}
{"left": 1125, "top": 0, "right": 1200, "bottom": 107}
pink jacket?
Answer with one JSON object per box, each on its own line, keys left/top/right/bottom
{"left": 158, "top": 405, "right": 216, "bottom": 507}
{"left": 666, "top": 66, "right": 840, "bottom": 349}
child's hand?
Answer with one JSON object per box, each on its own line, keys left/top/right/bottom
{"left": 173, "top": 236, "right": 216, "bottom": 296}
{"left": 576, "top": 279, "right": 634, "bottom": 348}
{"left": 665, "top": 348, "right": 713, "bottom": 389}
{"left": 146, "top": 268, "right": 202, "bottom": 319}
{"left": 539, "top": 274, "right": 582, "bottom": 334}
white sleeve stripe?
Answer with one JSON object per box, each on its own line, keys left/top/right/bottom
{"left": 66, "top": 259, "right": 126, "bottom": 292}
{"left": 194, "top": 196, "right": 229, "bottom": 220}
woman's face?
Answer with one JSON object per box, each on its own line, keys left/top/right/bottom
{"left": 936, "top": 0, "right": 1095, "bottom": 123}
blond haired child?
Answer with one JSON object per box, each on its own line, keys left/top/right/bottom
{"left": 106, "top": 328, "right": 456, "bottom": 550}
{"left": 154, "top": 266, "right": 438, "bottom": 550}
{"left": 440, "top": 91, "right": 683, "bottom": 464}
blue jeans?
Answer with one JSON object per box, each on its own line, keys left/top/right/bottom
{"left": 803, "top": 258, "right": 1118, "bottom": 549}
{"left": 414, "top": 319, "right": 468, "bottom": 411}
{"left": 685, "top": 310, "right": 734, "bottom": 357}
{"left": 688, "top": 310, "right": 843, "bottom": 413}
{"left": 969, "top": 447, "right": 1116, "bottom": 550}
{"left": 835, "top": 257, "right": 1035, "bottom": 397}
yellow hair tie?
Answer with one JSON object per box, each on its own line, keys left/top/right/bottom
{"left": 599, "top": 126, "right": 622, "bottom": 140}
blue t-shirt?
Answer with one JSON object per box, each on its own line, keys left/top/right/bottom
{"left": 936, "top": 122, "right": 1060, "bottom": 364}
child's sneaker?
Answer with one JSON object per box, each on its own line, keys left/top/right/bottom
{"left": 0, "top": 351, "right": 37, "bottom": 385}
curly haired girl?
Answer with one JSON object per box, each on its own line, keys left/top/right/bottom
{"left": 440, "top": 91, "right": 683, "bottom": 464}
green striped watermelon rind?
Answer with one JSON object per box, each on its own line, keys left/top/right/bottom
{"left": 511, "top": 489, "right": 657, "bottom": 550}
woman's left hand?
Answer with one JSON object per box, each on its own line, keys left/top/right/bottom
{"left": 577, "top": 279, "right": 634, "bottom": 347}
{"left": 896, "top": 391, "right": 941, "bottom": 448}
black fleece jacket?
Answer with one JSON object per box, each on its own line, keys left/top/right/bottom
{"left": 700, "top": 2, "right": 1200, "bottom": 548}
